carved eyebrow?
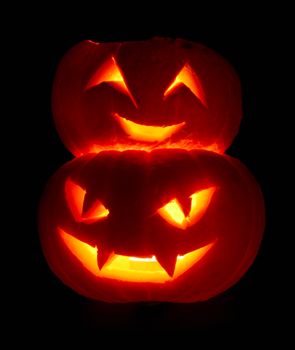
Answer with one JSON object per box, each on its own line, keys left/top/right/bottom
{"left": 85, "top": 56, "right": 124, "bottom": 89}
{"left": 164, "top": 63, "right": 207, "bottom": 108}
{"left": 85, "top": 56, "right": 137, "bottom": 106}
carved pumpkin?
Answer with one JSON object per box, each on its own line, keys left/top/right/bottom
{"left": 39, "top": 149, "right": 264, "bottom": 302}
{"left": 52, "top": 38, "right": 241, "bottom": 156}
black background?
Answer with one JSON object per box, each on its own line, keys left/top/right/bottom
{"left": 13, "top": 6, "right": 287, "bottom": 335}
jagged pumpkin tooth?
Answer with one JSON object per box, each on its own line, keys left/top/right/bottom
{"left": 97, "top": 247, "right": 114, "bottom": 270}
{"left": 155, "top": 252, "right": 178, "bottom": 277}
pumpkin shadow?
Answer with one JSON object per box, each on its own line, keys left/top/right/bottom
{"left": 80, "top": 293, "right": 236, "bottom": 331}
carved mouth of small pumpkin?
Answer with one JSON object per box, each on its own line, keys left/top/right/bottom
{"left": 59, "top": 228, "right": 215, "bottom": 283}
{"left": 114, "top": 113, "right": 186, "bottom": 143}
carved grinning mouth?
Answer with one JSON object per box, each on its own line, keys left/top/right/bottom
{"left": 59, "top": 228, "right": 215, "bottom": 283}
{"left": 114, "top": 113, "right": 186, "bottom": 143}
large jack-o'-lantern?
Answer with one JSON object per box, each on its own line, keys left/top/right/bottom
{"left": 39, "top": 150, "right": 264, "bottom": 302}
{"left": 39, "top": 37, "right": 264, "bottom": 303}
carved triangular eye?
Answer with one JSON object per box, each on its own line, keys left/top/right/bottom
{"left": 157, "top": 187, "right": 216, "bottom": 229}
{"left": 164, "top": 63, "right": 207, "bottom": 107}
{"left": 85, "top": 56, "right": 137, "bottom": 106}
{"left": 65, "top": 179, "right": 109, "bottom": 224}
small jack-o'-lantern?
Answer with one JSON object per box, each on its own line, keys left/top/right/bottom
{"left": 52, "top": 38, "right": 241, "bottom": 156}
{"left": 39, "top": 150, "right": 264, "bottom": 302}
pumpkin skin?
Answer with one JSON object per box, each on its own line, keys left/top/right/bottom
{"left": 52, "top": 38, "right": 241, "bottom": 156}
{"left": 39, "top": 149, "right": 264, "bottom": 302}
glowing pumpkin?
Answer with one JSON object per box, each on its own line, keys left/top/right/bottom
{"left": 39, "top": 149, "right": 264, "bottom": 302}
{"left": 52, "top": 37, "right": 241, "bottom": 156}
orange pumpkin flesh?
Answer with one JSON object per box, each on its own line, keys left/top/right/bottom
{"left": 52, "top": 38, "right": 241, "bottom": 156}
{"left": 39, "top": 150, "right": 264, "bottom": 302}
{"left": 40, "top": 37, "right": 264, "bottom": 303}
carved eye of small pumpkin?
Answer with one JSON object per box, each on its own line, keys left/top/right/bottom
{"left": 164, "top": 63, "right": 207, "bottom": 108}
{"left": 85, "top": 56, "right": 137, "bottom": 106}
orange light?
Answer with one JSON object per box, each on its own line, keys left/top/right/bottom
{"left": 59, "top": 229, "right": 215, "bottom": 283}
{"left": 114, "top": 113, "right": 185, "bottom": 143}
{"left": 82, "top": 199, "right": 109, "bottom": 223}
{"left": 86, "top": 141, "right": 221, "bottom": 155}
{"left": 189, "top": 187, "right": 216, "bottom": 225}
{"left": 65, "top": 179, "right": 109, "bottom": 223}
{"left": 158, "top": 187, "right": 216, "bottom": 229}
{"left": 86, "top": 56, "right": 137, "bottom": 106}
{"left": 158, "top": 199, "right": 186, "bottom": 229}
{"left": 164, "top": 63, "right": 207, "bottom": 107}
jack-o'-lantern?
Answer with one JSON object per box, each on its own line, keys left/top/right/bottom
{"left": 52, "top": 38, "right": 241, "bottom": 156}
{"left": 39, "top": 150, "right": 264, "bottom": 302}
